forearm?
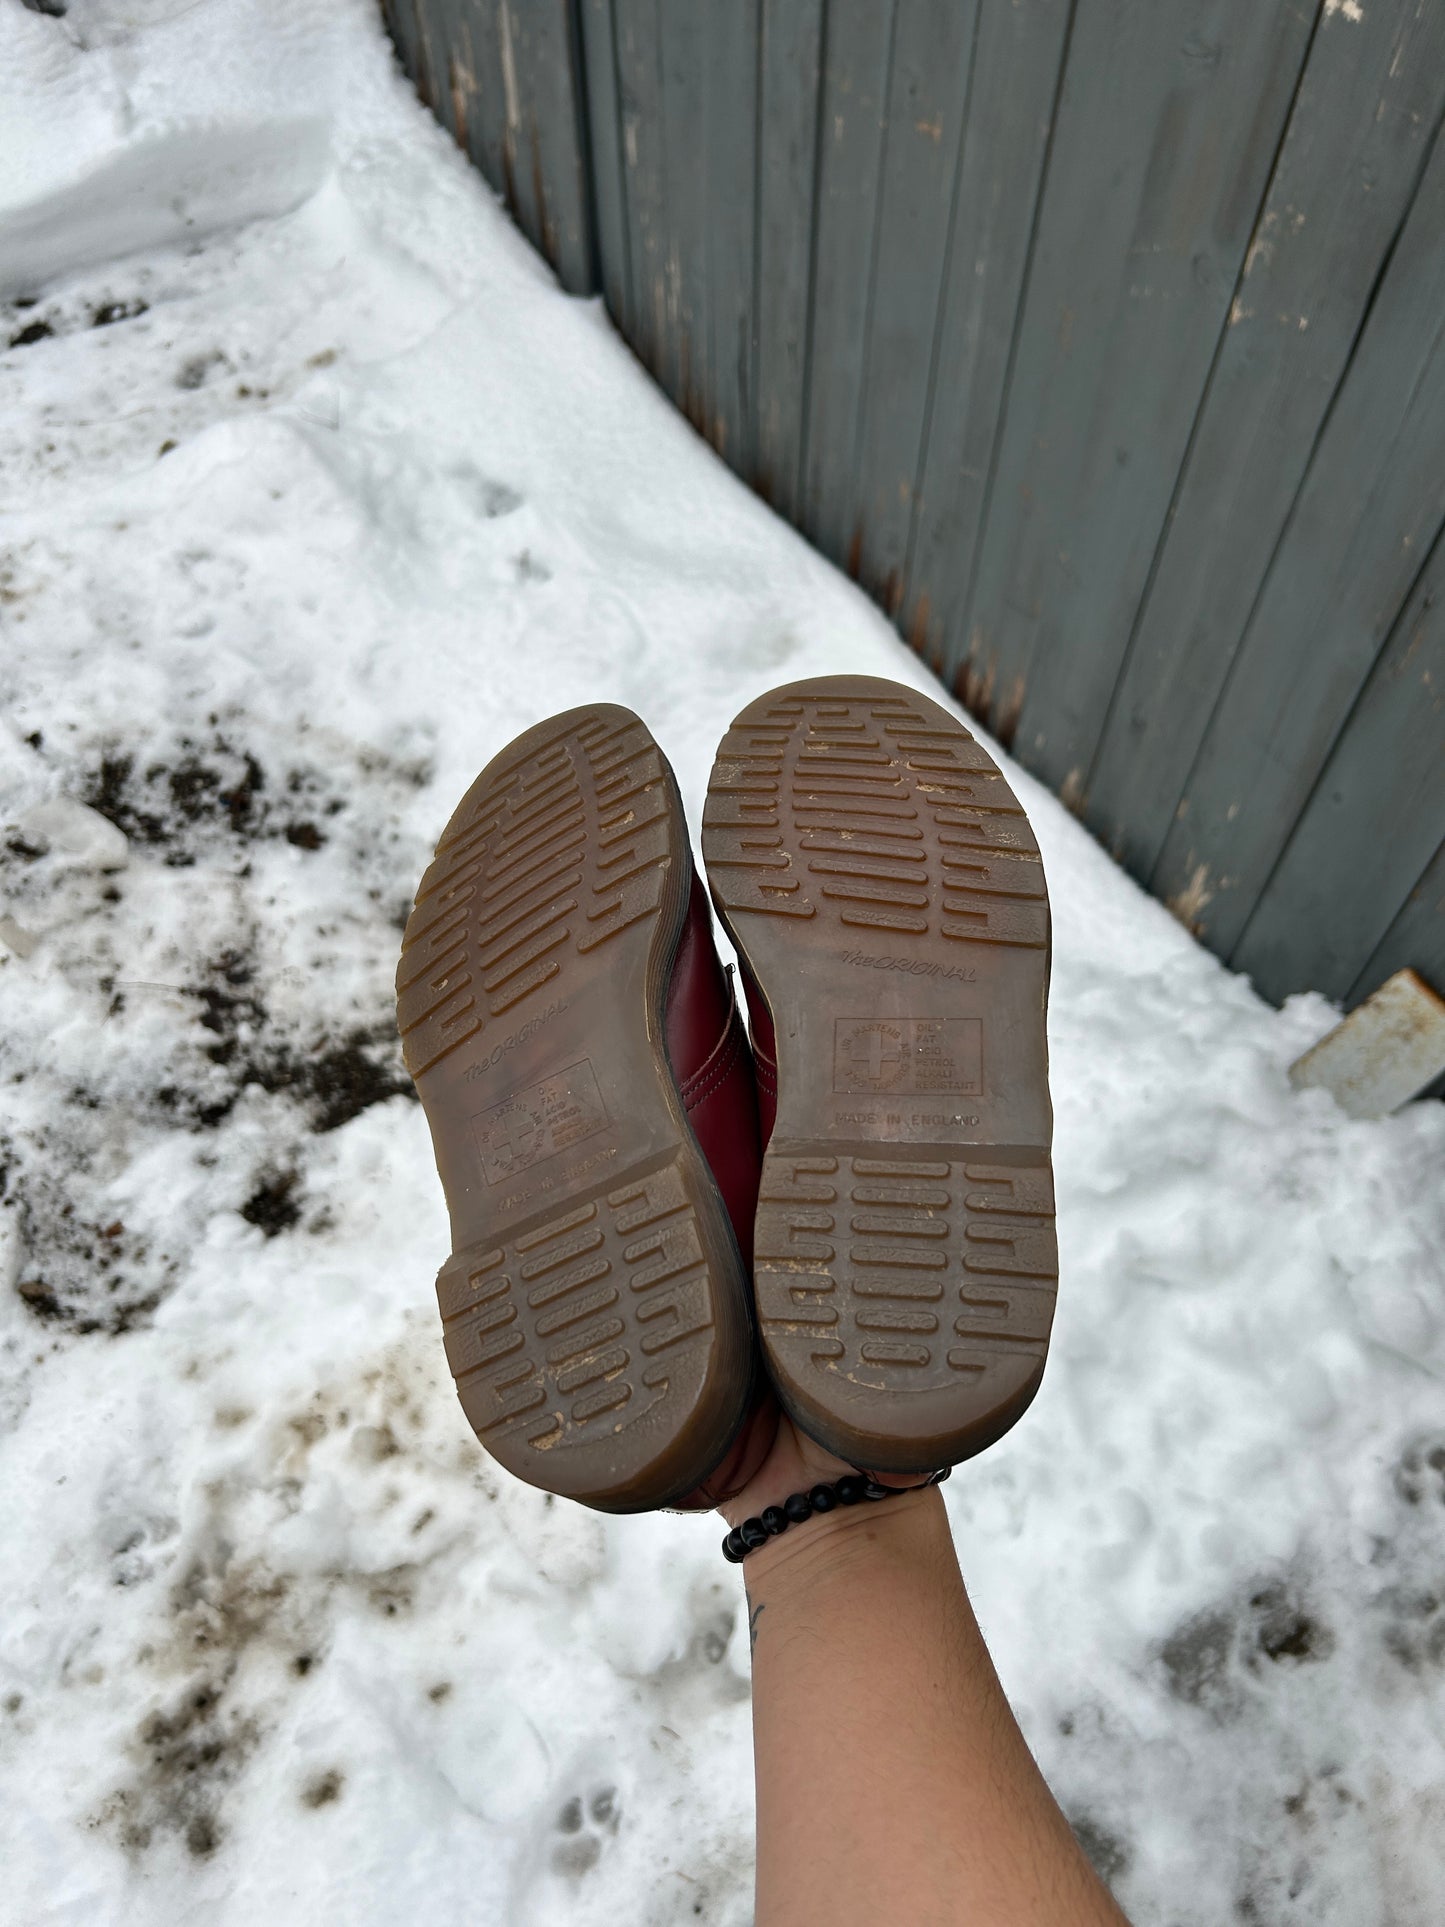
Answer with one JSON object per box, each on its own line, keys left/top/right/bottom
{"left": 743, "top": 1488, "right": 1129, "bottom": 1927}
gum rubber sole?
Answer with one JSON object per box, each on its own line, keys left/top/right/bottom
{"left": 703, "top": 675, "right": 1057, "bottom": 1473}
{"left": 396, "top": 706, "right": 753, "bottom": 1513}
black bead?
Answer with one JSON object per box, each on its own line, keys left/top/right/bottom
{"left": 835, "top": 1475, "right": 865, "bottom": 1505}
{"left": 739, "top": 1517, "right": 770, "bottom": 1551}
{"left": 760, "top": 1506, "right": 788, "bottom": 1537}
{"left": 722, "top": 1529, "right": 745, "bottom": 1563}
{"left": 809, "top": 1484, "right": 837, "bottom": 1513}
{"left": 933, "top": 1466, "right": 953, "bottom": 1485}
{"left": 783, "top": 1491, "right": 813, "bottom": 1524}
{"left": 861, "top": 1480, "right": 891, "bottom": 1501}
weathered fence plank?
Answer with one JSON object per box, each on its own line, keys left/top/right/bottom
{"left": 956, "top": 0, "right": 1315, "bottom": 774}
{"left": 492, "top": 2, "right": 548, "bottom": 268}
{"left": 381, "top": 0, "right": 430, "bottom": 111}
{"left": 1353, "top": 838, "right": 1445, "bottom": 1010}
{"left": 1152, "top": 117, "right": 1445, "bottom": 958}
{"left": 514, "top": 1, "right": 596, "bottom": 293}
{"left": 901, "top": 0, "right": 1073, "bottom": 674}
{"left": 613, "top": 0, "right": 669, "bottom": 378}
{"left": 658, "top": 4, "right": 710, "bottom": 424}
{"left": 755, "top": 0, "right": 824, "bottom": 518}
{"left": 384, "top": 0, "right": 1445, "bottom": 1025}
{"left": 403, "top": 2, "right": 594, "bottom": 292}
{"left": 1349, "top": 834, "right": 1445, "bottom": 1101}
{"left": 440, "top": 1, "right": 507, "bottom": 209}
{"left": 578, "top": 0, "right": 631, "bottom": 322}
{"left": 798, "top": 0, "right": 896, "bottom": 565}
{"left": 400, "top": 0, "right": 446, "bottom": 115}
{"left": 849, "top": 0, "right": 978, "bottom": 616}
{"left": 1233, "top": 524, "right": 1445, "bottom": 1005}
{"left": 1087, "top": 0, "right": 1445, "bottom": 885}
{"left": 703, "top": 2, "right": 760, "bottom": 470}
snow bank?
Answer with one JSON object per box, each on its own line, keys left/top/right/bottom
{"left": 1, "top": 4, "right": 1443, "bottom": 1923}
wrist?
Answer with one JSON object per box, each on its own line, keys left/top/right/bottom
{"left": 736, "top": 1482, "right": 945, "bottom": 1591}
{"left": 718, "top": 1448, "right": 858, "bottom": 1530}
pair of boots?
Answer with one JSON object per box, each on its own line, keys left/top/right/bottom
{"left": 396, "top": 675, "right": 1057, "bottom": 1513}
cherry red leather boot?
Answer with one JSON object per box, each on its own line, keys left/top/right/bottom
{"left": 663, "top": 874, "right": 779, "bottom": 1510}
{"left": 738, "top": 960, "right": 779, "bottom": 1143}
{"left": 665, "top": 874, "right": 759, "bottom": 1268}
{"left": 397, "top": 704, "right": 770, "bottom": 1513}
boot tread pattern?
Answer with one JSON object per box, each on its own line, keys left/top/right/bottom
{"left": 435, "top": 1151, "right": 718, "bottom": 1458}
{"left": 704, "top": 688, "right": 1047, "bottom": 949}
{"left": 754, "top": 1147, "right": 1056, "bottom": 1389}
{"left": 705, "top": 675, "right": 1056, "bottom": 1470}
{"left": 398, "top": 712, "right": 673, "bottom": 1075}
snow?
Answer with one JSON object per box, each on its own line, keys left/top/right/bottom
{"left": 1, "top": 3, "right": 1443, "bottom": 1922}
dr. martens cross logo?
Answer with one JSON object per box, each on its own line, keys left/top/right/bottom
{"left": 837, "top": 1020, "right": 905, "bottom": 1091}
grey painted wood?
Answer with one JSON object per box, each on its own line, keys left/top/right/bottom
{"left": 1234, "top": 523, "right": 1445, "bottom": 1004}
{"left": 407, "top": 0, "right": 445, "bottom": 115}
{"left": 383, "top": 0, "right": 1445, "bottom": 1026}
{"left": 613, "top": 0, "right": 669, "bottom": 378}
{"left": 495, "top": 0, "right": 595, "bottom": 291}
{"left": 417, "top": 3, "right": 592, "bottom": 290}
{"left": 472, "top": 3, "right": 514, "bottom": 201}
{"left": 957, "top": 0, "right": 1316, "bottom": 771}
{"left": 1349, "top": 834, "right": 1445, "bottom": 1102}
{"left": 755, "top": 0, "right": 824, "bottom": 518}
{"left": 381, "top": 1, "right": 427, "bottom": 111}
{"left": 445, "top": 2, "right": 508, "bottom": 210}
{"left": 541, "top": 0, "right": 598, "bottom": 292}
{"left": 849, "top": 0, "right": 977, "bottom": 617}
{"left": 494, "top": 2, "right": 544, "bottom": 254}
{"left": 902, "top": 0, "right": 1073, "bottom": 674}
{"left": 1352, "top": 837, "right": 1445, "bottom": 1006}
{"left": 703, "top": 1, "right": 760, "bottom": 471}
{"left": 1153, "top": 116, "right": 1445, "bottom": 959}
{"left": 414, "top": 0, "right": 461, "bottom": 140}
{"left": 658, "top": 4, "right": 710, "bottom": 426}
{"left": 799, "top": 0, "right": 896, "bottom": 568}
{"left": 1087, "top": 0, "right": 1445, "bottom": 884}
{"left": 578, "top": 0, "right": 630, "bottom": 319}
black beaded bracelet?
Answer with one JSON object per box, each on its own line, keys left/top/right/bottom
{"left": 721, "top": 1466, "right": 951, "bottom": 1564}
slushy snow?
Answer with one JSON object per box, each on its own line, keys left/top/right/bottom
{"left": 1, "top": 4, "right": 1443, "bottom": 1923}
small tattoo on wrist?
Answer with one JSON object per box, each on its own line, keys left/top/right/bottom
{"left": 748, "top": 1601, "right": 766, "bottom": 1654}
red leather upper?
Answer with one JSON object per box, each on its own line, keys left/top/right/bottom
{"left": 665, "top": 872, "right": 761, "bottom": 1266}
{"left": 664, "top": 871, "right": 776, "bottom": 1508}
{"left": 737, "top": 959, "right": 777, "bottom": 1145}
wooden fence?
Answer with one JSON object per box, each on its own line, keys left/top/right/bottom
{"left": 381, "top": 0, "right": 1445, "bottom": 1027}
